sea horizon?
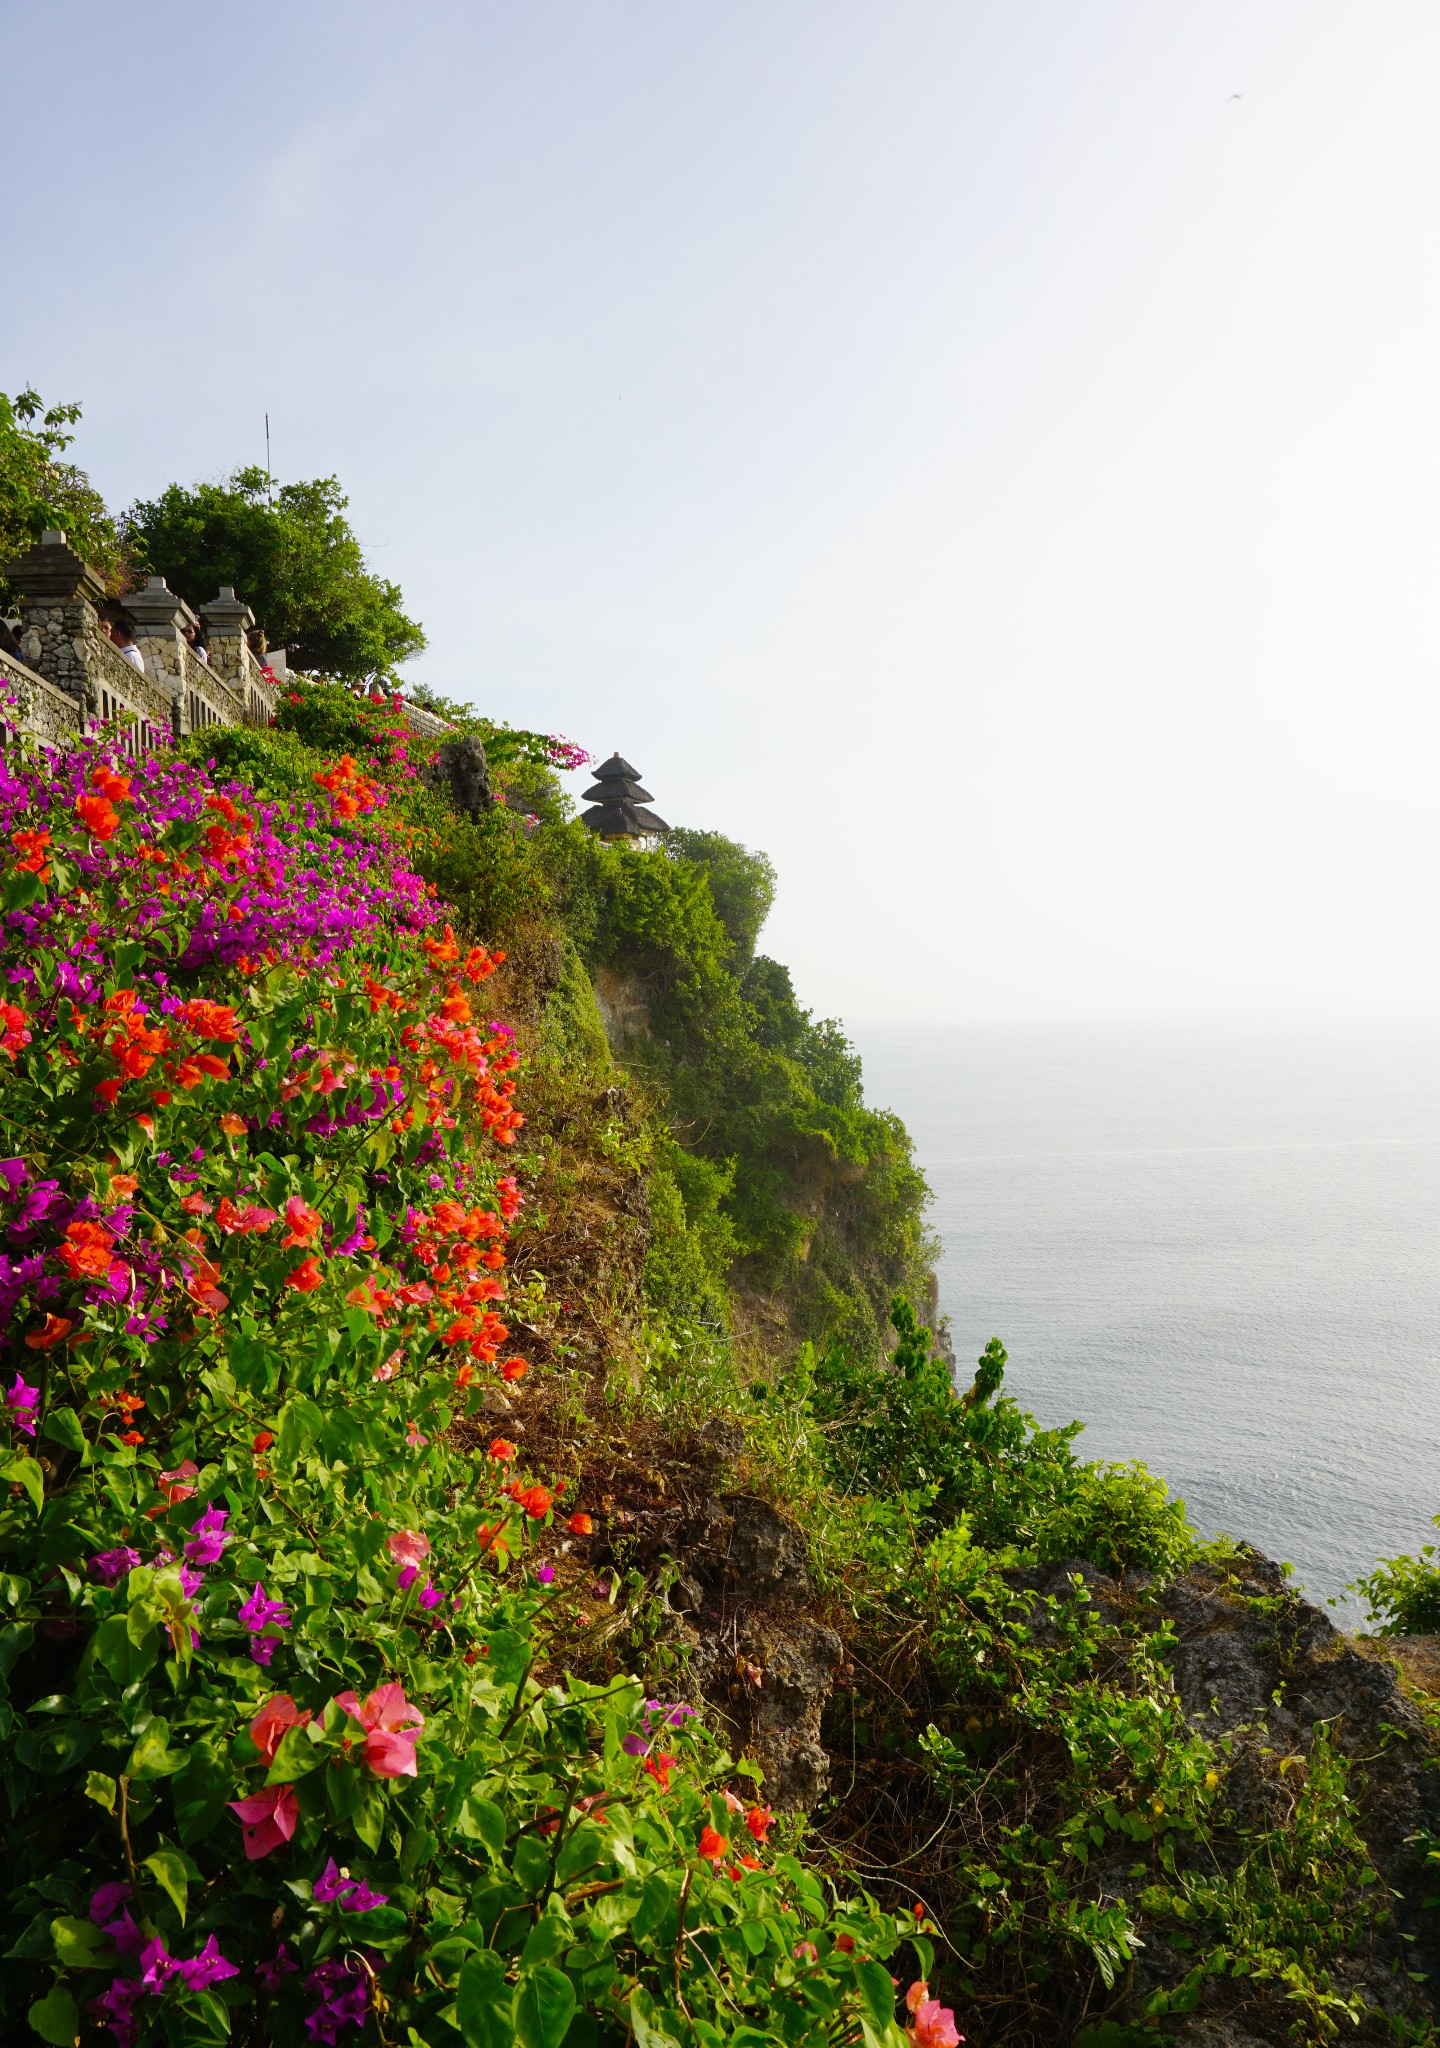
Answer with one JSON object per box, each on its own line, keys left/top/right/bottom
{"left": 851, "top": 1017, "right": 1440, "bottom": 1622}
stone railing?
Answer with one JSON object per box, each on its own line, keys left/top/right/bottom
{"left": 2, "top": 531, "right": 441, "bottom": 757}
{"left": 0, "top": 533, "right": 281, "bottom": 752}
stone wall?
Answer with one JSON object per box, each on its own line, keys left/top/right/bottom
{"left": 3, "top": 531, "right": 439, "bottom": 756}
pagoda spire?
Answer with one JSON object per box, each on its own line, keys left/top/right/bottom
{"left": 579, "top": 753, "right": 669, "bottom": 845}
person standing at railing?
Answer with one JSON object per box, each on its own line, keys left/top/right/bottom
{"left": 100, "top": 613, "right": 146, "bottom": 674}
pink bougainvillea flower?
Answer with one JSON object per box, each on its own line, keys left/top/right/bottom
{"left": 228, "top": 1782, "right": 300, "bottom": 1859}
{"left": 249, "top": 1694, "right": 312, "bottom": 1765}
{"left": 332, "top": 1681, "right": 425, "bottom": 1778}
{"left": 386, "top": 1529, "right": 430, "bottom": 1570}
{"left": 910, "top": 2000, "right": 963, "bottom": 2048}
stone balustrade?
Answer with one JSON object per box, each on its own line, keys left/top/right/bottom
{"left": 0, "top": 531, "right": 281, "bottom": 751}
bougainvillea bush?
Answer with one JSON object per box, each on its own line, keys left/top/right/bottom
{"left": 0, "top": 726, "right": 928, "bottom": 2047}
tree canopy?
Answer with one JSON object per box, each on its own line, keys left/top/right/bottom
{"left": 121, "top": 467, "right": 425, "bottom": 682}
{"left": 0, "top": 387, "right": 123, "bottom": 602}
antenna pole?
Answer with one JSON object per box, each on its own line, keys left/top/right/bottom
{"left": 265, "top": 414, "right": 272, "bottom": 506}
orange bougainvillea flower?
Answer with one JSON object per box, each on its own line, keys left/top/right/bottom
{"left": 23, "top": 1314, "right": 73, "bottom": 1351}
{"left": 110, "top": 1173, "right": 138, "bottom": 1198}
{"left": 253, "top": 1432, "right": 274, "bottom": 1453}
{"left": 219, "top": 1113, "right": 247, "bottom": 1137}
{"left": 281, "top": 1196, "right": 322, "bottom": 1248}
{"left": 284, "top": 1257, "right": 324, "bottom": 1293}
{"left": 74, "top": 792, "right": 120, "bottom": 840}
{"left": 182, "top": 999, "right": 240, "bottom": 1042}
{"left": 566, "top": 1512, "right": 594, "bottom": 1537}
{"left": 0, "top": 1003, "right": 31, "bottom": 1060}
{"left": 745, "top": 1806, "right": 774, "bottom": 1845}
{"left": 57, "top": 1219, "right": 115, "bottom": 1279}
{"left": 91, "top": 763, "right": 131, "bottom": 804}
{"left": 215, "top": 1196, "right": 277, "bottom": 1236}
{"left": 10, "top": 828, "right": 51, "bottom": 880}
{"left": 643, "top": 1753, "right": 677, "bottom": 1793}
{"left": 506, "top": 1483, "right": 552, "bottom": 1521}
{"left": 119, "top": 1429, "right": 145, "bottom": 1447}
{"left": 488, "top": 1438, "right": 517, "bottom": 1462}
{"left": 498, "top": 1358, "right": 529, "bottom": 1384}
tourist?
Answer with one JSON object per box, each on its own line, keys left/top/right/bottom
{"left": 110, "top": 617, "right": 146, "bottom": 674}
{"left": 182, "top": 619, "right": 210, "bottom": 664}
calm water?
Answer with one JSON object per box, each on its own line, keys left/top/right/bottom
{"left": 852, "top": 1023, "right": 1440, "bottom": 1620}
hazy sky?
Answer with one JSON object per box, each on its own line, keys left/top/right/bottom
{"left": 6, "top": 3, "right": 1439, "bottom": 1027}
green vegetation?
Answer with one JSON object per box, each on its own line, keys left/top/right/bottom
{"left": 1353, "top": 1520, "right": 1440, "bottom": 1634}
{"left": 122, "top": 469, "right": 424, "bottom": 680}
{"left": 0, "top": 388, "right": 124, "bottom": 598}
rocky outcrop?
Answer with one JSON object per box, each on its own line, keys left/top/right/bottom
{"left": 584, "top": 1435, "right": 842, "bottom": 1811}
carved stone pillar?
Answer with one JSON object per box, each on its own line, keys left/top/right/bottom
{"left": 2, "top": 529, "right": 108, "bottom": 715}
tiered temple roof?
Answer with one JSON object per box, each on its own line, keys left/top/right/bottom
{"left": 579, "top": 754, "right": 669, "bottom": 841}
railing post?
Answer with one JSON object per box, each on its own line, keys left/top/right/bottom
{"left": 2, "top": 529, "right": 108, "bottom": 719}
{"left": 198, "top": 587, "right": 270, "bottom": 725}
{"left": 123, "top": 576, "right": 197, "bottom": 740}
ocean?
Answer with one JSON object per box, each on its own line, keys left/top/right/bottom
{"left": 851, "top": 1023, "right": 1440, "bottom": 1621}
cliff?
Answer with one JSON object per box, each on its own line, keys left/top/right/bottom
{"left": 2, "top": 673, "right": 1438, "bottom": 2048}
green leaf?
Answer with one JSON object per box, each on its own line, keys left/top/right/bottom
{"left": 51, "top": 1914, "right": 107, "bottom": 1967}
{"left": 142, "top": 1848, "right": 190, "bottom": 1925}
{"left": 353, "top": 1781, "right": 386, "bottom": 1852}
{"left": 91, "top": 1612, "right": 156, "bottom": 1686}
{"left": 511, "top": 1834, "right": 552, "bottom": 1898}
{"left": 458, "top": 1795, "right": 506, "bottom": 1858}
{"left": 26, "top": 1984, "right": 78, "bottom": 2044}
{"left": 265, "top": 1721, "right": 324, "bottom": 1785}
{"left": 4, "top": 870, "right": 44, "bottom": 914}
{"left": 40, "top": 1409, "right": 88, "bottom": 1461}
{"left": 629, "top": 1988, "right": 683, "bottom": 2048}
{"left": 84, "top": 1770, "right": 117, "bottom": 1814}
{"left": 126, "top": 1717, "right": 186, "bottom": 1780}
{"left": 173, "top": 1739, "right": 232, "bottom": 1849}
{"left": 514, "top": 1966, "right": 576, "bottom": 2048}
{"left": 456, "top": 1950, "right": 513, "bottom": 2048}
{"left": 855, "top": 1959, "right": 899, "bottom": 2031}
{"left": 0, "top": 1454, "right": 43, "bottom": 1513}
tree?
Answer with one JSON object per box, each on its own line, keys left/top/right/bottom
{"left": 665, "top": 827, "right": 776, "bottom": 965}
{"left": 121, "top": 467, "right": 425, "bottom": 682}
{"left": 0, "top": 388, "right": 123, "bottom": 601}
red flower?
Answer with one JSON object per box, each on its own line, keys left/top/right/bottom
{"left": 835, "top": 1934, "right": 856, "bottom": 1955}
{"left": 253, "top": 1432, "right": 274, "bottom": 1453}
{"left": 74, "top": 792, "right": 120, "bottom": 840}
{"left": 566, "top": 1512, "right": 594, "bottom": 1536}
{"left": 498, "top": 1357, "right": 529, "bottom": 1384}
{"left": 249, "top": 1694, "right": 312, "bottom": 1765}
{"left": 10, "top": 829, "right": 51, "bottom": 879}
{"left": 23, "top": 1314, "right": 72, "bottom": 1351}
{"left": 642, "top": 1752, "right": 677, "bottom": 1793}
{"left": 182, "top": 999, "right": 239, "bottom": 1041}
{"left": 488, "top": 1438, "right": 517, "bottom": 1462}
{"left": 697, "top": 1826, "right": 728, "bottom": 1867}
{"left": 57, "top": 1219, "right": 115, "bottom": 1279}
{"left": 745, "top": 1805, "right": 773, "bottom": 1845}
{"left": 284, "top": 1257, "right": 324, "bottom": 1293}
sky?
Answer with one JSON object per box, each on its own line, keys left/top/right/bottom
{"left": 5, "top": 2, "right": 1440, "bottom": 1029}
